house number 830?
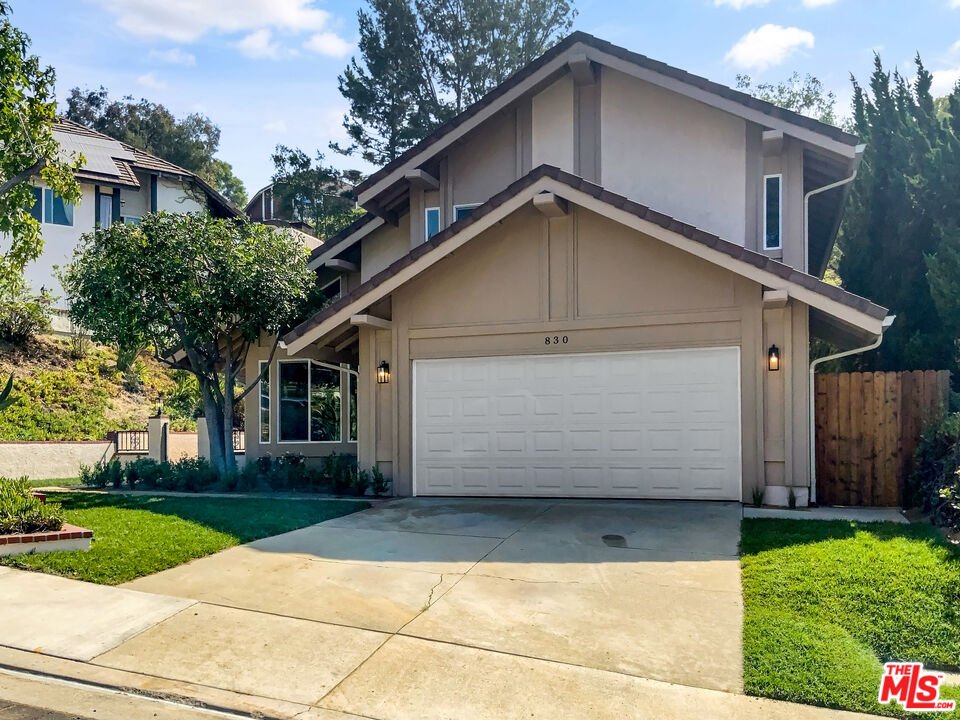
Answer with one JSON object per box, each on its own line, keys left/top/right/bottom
{"left": 545, "top": 335, "right": 569, "bottom": 345}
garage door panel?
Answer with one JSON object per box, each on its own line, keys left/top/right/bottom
{"left": 414, "top": 348, "right": 741, "bottom": 500}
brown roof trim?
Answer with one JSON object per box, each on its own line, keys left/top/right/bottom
{"left": 285, "top": 165, "right": 886, "bottom": 345}
{"left": 355, "top": 31, "right": 859, "bottom": 197}
{"left": 307, "top": 212, "right": 379, "bottom": 262}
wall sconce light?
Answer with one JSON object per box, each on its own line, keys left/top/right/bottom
{"left": 377, "top": 361, "right": 390, "bottom": 384}
{"left": 767, "top": 345, "right": 780, "bottom": 372}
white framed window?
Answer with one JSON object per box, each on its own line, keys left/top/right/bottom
{"left": 277, "top": 360, "right": 343, "bottom": 443}
{"left": 453, "top": 203, "right": 480, "bottom": 222}
{"left": 763, "top": 174, "right": 782, "bottom": 251}
{"left": 259, "top": 360, "right": 270, "bottom": 444}
{"left": 425, "top": 207, "right": 440, "bottom": 240}
{"left": 320, "top": 276, "right": 342, "bottom": 303}
{"left": 29, "top": 187, "right": 74, "bottom": 227}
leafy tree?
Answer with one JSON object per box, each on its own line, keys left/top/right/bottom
{"left": 0, "top": 1, "right": 81, "bottom": 293}
{"left": 333, "top": 0, "right": 440, "bottom": 165}
{"left": 65, "top": 87, "right": 246, "bottom": 206}
{"left": 736, "top": 72, "right": 837, "bottom": 125}
{"left": 63, "top": 213, "right": 313, "bottom": 472}
{"left": 210, "top": 159, "right": 247, "bottom": 207}
{"left": 837, "top": 54, "right": 960, "bottom": 373}
{"left": 335, "top": 0, "right": 576, "bottom": 165}
{"left": 271, "top": 145, "right": 364, "bottom": 239}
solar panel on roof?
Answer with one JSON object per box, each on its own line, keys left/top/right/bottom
{"left": 54, "top": 131, "right": 135, "bottom": 178}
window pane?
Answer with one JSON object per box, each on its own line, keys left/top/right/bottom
{"left": 259, "top": 362, "right": 270, "bottom": 443}
{"left": 764, "top": 176, "right": 781, "bottom": 250}
{"left": 455, "top": 205, "right": 476, "bottom": 221}
{"left": 99, "top": 194, "right": 114, "bottom": 229}
{"left": 320, "top": 277, "right": 341, "bottom": 303}
{"left": 279, "top": 362, "right": 308, "bottom": 442}
{"left": 29, "top": 187, "right": 42, "bottom": 222}
{"left": 310, "top": 364, "right": 341, "bottom": 442}
{"left": 426, "top": 207, "right": 440, "bottom": 239}
{"left": 45, "top": 190, "right": 73, "bottom": 226}
{"left": 349, "top": 372, "right": 357, "bottom": 442}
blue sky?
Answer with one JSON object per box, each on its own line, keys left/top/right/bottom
{"left": 9, "top": 0, "right": 960, "bottom": 199}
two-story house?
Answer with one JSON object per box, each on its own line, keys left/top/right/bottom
{"left": 25, "top": 119, "right": 239, "bottom": 330}
{"left": 244, "top": 32, "right": 890, "bottom": 507}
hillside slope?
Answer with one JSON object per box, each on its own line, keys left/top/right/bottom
{"left": 0, "top": 336, "right": 193, "bottom": 441}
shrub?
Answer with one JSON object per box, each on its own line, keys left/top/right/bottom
{"left": 908, "top": 413, "right": 960, "bottom": 532}
{"left": 0, "top": 477, "right": 65, "bottom": 534}
{"left": 371, "top": 465, "right": 390, "bottom": 497}
{"left": 77, "top": 452, "right": 361, "bottom": 496}
{"left": 0, "top": 288, "right": 51, "bottom": 344}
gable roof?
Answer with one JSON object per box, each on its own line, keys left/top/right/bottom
{"left": 285, "top": 165, "right": 887, "bottom": 353}
{"left": 53, "top": 119, "right": 240, "bottom": 217}
{"left": 355, "top": 31, "right": 859, "bottom": 205}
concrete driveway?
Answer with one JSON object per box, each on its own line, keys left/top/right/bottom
{"left": 109, "top": 498, "right": 746, "bottom": 717}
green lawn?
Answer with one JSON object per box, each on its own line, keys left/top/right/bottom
{"left": 742, "top": 519, "right": 960, "bottom": 718}
{"left": 27, "top": 477, "right": 83, "bottom": 488}
{"left": 0, "top": 492, "right": 368, "bottom": 585}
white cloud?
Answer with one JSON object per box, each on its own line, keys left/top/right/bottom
{"left": 264, "top": 120, "right": 288, "bottom": 133}
{"left": 932, "top": 67, "right": 960, "bottom": 96}
{"left": 91, "top": 0, "right": 344, "bottom": 44}
{"left": 802, "top": 0, "right": 840, "bottom": 6}
{"left": 136, "top": 72, "right": 167, "bottom": 90}
{"left": 713, "top": 0, "right": 770, "bottom": 8}
{"left": 235, "top": 29, "right": 289, "bottom": 60}
{"left": 148, "top": 48, "right": 196, "bottom": 66}
{"left": 303, "top": 32, "right": 351, "bottom": 58}
{"left": 725, "top": 24, "right": 815, "bottom": 70}
{"left": 951, "top": 0, "right": 960, "bottom": 8}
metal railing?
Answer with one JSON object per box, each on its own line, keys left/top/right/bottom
{"left": 232, "top": 429, "right": 245, "bottom": 453}
{"left": 113, "top": 430, "right": 148, "bottom": 454}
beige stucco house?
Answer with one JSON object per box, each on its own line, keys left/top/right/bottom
{"left": 245, "top": 32, "right": 890, "bottom": 506}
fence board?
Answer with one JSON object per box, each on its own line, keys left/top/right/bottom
{"left": 815, "top": 369, "right": 949, "bottom": 507}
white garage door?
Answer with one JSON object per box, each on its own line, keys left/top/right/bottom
{"left": 413, "top": 348, "right": 741, "bottom": 500}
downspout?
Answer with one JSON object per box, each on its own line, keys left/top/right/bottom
{"left": 803, "top": 143, "right": 866, "bottom": 273}
{"left": 808, "top": 314, "right": 895, "bottom": 504}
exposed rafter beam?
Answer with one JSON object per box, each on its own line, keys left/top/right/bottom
{"left": 533, "top": 192, "right": 568, "bottom": 218}
{"left": 762, "top": 130, "right": 784, "bottom": 157}
{"left": 404, "top": 168, "right": 440, "bottom": 191}
{"left": 763, "top": 289, "right": 789, "bottom": 309}
{"left": 335, "top": 333, "right": 360, "bottom": 352}
{"left": 324, "top": 258, "right": 359, "bottom": 273}
{"left": 567, "top": 53, "right": 597, "bottom": 86}
{"left": 350, "top": 314, "right": 392, "bottom": 330}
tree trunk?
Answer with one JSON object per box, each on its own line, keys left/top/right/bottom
{"left": 200, "top": 379, "right": 227, "bottom": 473}
{"left": 222, "top": 374, "right": 237, "bottom": 474}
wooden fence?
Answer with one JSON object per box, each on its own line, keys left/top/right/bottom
{"left": 814, "top": 370, "right": 950, "bottom": 506}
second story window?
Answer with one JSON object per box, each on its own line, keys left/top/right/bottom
{"left": 764, "top": 174, "right": 782, "bottom": 251}
{"left": 425, "top": 207, "right": 440, "bottom": 240}
{"left": 30, "top": 187, "right": 74, "bottom": 227}
{"left": 454, "top": 203, "right": 480, "bottom": 222}
{"left": 320, "top": 277, "right": 342, "bottom": 304}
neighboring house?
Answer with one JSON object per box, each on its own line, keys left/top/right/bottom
{"left": 246, "top": 181, "right": 356, "bottom": 235}
{"left": 246, "top": 183, "right": 314, "bottom": 232}
{"left": 23, "top": 119, "right": 239, "bottom": 330}
{"left": 244, "top": 32, "right": 890, "bottom": 507}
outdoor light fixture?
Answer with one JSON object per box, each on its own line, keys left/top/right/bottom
{"left": 377, "top": 361, "right": 390, "bottom": 384}
{"left": 768, "top": 345, "right": 780, "bottom": 372}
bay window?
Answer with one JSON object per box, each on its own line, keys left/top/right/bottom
{"left": 275, "top": 360, "right": 350, "bottom": 444}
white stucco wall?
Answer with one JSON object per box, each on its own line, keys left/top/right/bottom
{"left": 22, "top": 183, "right": 96, "bottom": 305}
{"left": 532, "top": 75, "right": 574, "bottom": 172}
{"left": 0, "top": 441, "right": 115, "bottom": 480}
{"left": 600, "top": 67, "right": 747, "bottom": 244}
{"left": 156, "top": 177, "right": 205, "bottom": 214}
